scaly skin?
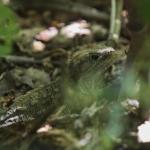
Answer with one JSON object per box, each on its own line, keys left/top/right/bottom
{"left": 0, "top": 43, "right": 126, "bottom": 127}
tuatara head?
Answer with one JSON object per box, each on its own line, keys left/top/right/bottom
{"left": 68, "top": 43, "right": 125, "bottom": 81}
{"left": 64, "top": 43, "right": 126, "bottom": 112}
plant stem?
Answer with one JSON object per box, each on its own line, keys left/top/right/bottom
{"left": 109, "top": 0, "right": 123, "bottom": 44}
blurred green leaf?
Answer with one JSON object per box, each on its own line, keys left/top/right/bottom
{"left": 0, "top": 2, "right": 19, "bottom": 55}
{"left": 137, "top": 0, "right": 150, "bottom": 22}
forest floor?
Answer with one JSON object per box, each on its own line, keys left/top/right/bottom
{"left": 0, "top": 1, "right": 150, "bottom": 150}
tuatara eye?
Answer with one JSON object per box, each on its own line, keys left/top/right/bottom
{"left": 90, "top": 53, "right": 99, "bottom": 60}
{"left": 89, "top": 53, "right": 103, "bottom": 62}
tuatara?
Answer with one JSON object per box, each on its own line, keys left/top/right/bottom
{"left": 0, "top": 43, "right": 126, "bottom": 128}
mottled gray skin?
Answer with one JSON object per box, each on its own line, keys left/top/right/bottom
{"left": 0, "top": 43, "right": 126, "bottom": 127}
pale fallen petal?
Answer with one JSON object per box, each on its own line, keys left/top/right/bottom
{"left": 122, "top": 98, "right": 140, "bottom": 112}
{"left": 36, "top": 27, "right": 58, "bottom": 42}
{"left": 2, "top": 0, "right": 10, "bottom": 5}
{"left": 78, "top": 133, "right": 92, "bottom": 146}
{"left": 127, "top": 99, "right": 140, "bottom": 108}
{"left": 60, "top": 20, "right": 91, "bottom": 38}
{"left": 137, "top": 120, "right": 150, "bottom": 143}
{"left": 32, "top": 40, "right": 45, "bottom": 52}
{"left": 37, "top": 124, "right": 52, "bottom": 133}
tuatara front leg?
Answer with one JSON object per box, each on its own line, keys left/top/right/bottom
{"left": 0, "top": 81, "right": 61, "bottom": 127}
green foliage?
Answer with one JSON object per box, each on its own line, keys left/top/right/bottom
{"left": 0, "top": 1, "right": 19, "bottom": 55}
{"left": 137, "top": 0, "right": 150, "bottom": 22}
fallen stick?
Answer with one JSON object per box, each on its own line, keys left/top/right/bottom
{"left": 0, "top": 55, "right": 42, "bottom": 65}
{"left": 10, "top": 0, "right": 109, "bottom": 21}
